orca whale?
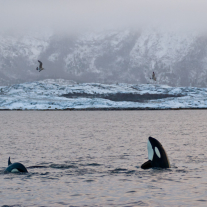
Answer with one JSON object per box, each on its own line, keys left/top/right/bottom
{"left": 141, "top": 137, "right": 170, "bottom": 169}
{"left": 4, "top": 157, "right": 28, "bottom": 173}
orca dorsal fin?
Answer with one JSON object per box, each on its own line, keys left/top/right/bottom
{"left": 8, "top": 157, "right": 12, "bottom": 165}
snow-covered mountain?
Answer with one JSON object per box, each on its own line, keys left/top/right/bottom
{"left": 0, "top": 79, "right": 207, "bottom": 110}
{"left": 1, "top": 28, "right": 207, "bottom": 87}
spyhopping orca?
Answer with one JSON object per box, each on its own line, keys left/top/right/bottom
{"left": 4, "top": 157, "right": 28, "bottom": 173}
{"left": 141, "top": 137, "right": 170, "bottom": 169}
{"left": 36, "top": 60, "right": 44, "bottom": 72}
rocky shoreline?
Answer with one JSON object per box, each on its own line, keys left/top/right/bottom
{"left": 62, "top": 92, "right": 183, "bottom": 103}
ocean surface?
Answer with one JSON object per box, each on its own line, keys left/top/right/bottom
{"left": 0, "top": 110, "right": 207, "bottom": 206}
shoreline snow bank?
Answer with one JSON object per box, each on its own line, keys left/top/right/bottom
{"left": 0, "top": 79, "right": 207, "bottom": 110}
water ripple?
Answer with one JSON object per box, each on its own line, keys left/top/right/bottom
{"left": 0, "top": 111, "right": 207, "bottom": 206}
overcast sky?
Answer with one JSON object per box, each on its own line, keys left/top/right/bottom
{"left": 1, "top": 0, "right": 207, "bottom": 36}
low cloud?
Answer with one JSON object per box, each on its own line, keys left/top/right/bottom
{"left": 1, "top": 0, "right": 207, "bottom": 36}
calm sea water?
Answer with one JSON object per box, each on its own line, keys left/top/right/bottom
{"left": 0, "top": 110, "right": 207, "bottom": 206}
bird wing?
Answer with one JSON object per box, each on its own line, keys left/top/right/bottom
{"left": 38, "top": 60, "right": 43, "bottom": 68}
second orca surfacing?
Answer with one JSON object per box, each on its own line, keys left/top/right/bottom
{"left": 141, "top": 137, "right": 170, "bottom": 169}
{"left": 4, "top": 157, "right": 28, "bottom": 173}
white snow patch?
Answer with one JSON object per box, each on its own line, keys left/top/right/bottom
{"left": 0, "top": 79, "right": 207, "bottom": 110}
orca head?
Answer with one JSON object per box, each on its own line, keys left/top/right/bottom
{"left": 141, "top": 136, "right": 170, "bottom": 169}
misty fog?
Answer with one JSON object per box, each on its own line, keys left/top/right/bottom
{"left": 1, "top": 0, "right": 207, "bottom": 86}
{"left": 1, "top": 0, "right": 207, "bottom": 35}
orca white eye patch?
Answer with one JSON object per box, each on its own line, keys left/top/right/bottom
{"left": 155, "top": 147, "right": 161, "bottom": 158}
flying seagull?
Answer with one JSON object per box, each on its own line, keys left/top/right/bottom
{"left": 150, "top": 71, "right": 156, "bottom": 81}
{"left": 36, "top": 60, "right": 44, "bottom": 72}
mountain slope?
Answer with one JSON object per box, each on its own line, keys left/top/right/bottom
{"left": 0, "top": 29, "right": 207, "bottom": 87}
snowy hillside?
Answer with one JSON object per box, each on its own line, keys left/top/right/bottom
{"left": 0, "top": 79, "right": 207, "bottom": 110}
{"left": 1, "top": 28, "right": 207, "bottom": 87}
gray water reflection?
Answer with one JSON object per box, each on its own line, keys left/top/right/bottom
{"left": 0, "top": 111, "right": 207, "bottom": 206}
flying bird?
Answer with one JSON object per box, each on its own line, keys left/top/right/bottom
{"left": 36, "top": 60, "right": 44, "bottom": 72}
{"left": 150, "top": 71, "right": 156, "bottom": 81}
